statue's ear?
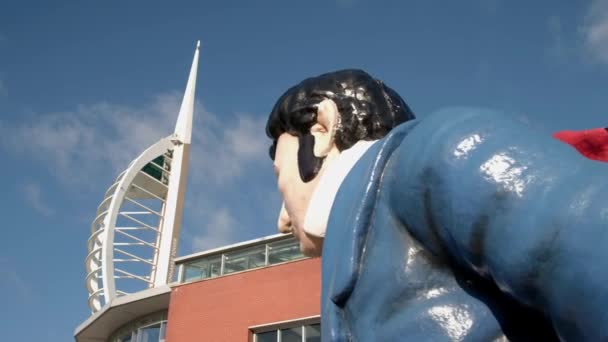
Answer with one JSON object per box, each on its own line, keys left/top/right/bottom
{"left": 311, "top": 99, "right": 339, "bottom": 157}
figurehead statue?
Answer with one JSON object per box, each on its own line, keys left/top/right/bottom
{"left": 266, "top": 69, "right": 608, "bottom": 341}
{"left": 266, "top": 69, "right": 414, "bottom": 256}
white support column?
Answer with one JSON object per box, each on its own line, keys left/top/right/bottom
{"left": 152, "top": 41, "right": 200, "bottom": 286}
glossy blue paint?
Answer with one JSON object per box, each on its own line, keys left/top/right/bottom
{"left": 322, "top": 109, "right": 608, "bottom": 341}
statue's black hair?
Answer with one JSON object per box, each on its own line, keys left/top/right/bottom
{"left": 266, "top": 69, "right": 415, "bottom": 182}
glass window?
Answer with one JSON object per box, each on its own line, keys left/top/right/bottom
{"left": 305, "top": 324, "right": 321, "bottom": 342}
{"left": 141, "top": 156, "right": 165, "bottom": 181}
{"left": 253, "top": 321, "right": 320, "bottom": 342}
{"left": 255, "top": 330, "right": 277, "bottom": 342}
{"left": 109, "top": 311, "right": 167, "bottom": 342}
{"left": 280, "top": 327, "right": 303, "bottom": 342}
{"left": 178, "top": 236, "right": 309, "bottom": 284}
{"left": 268, "top": 238, "right": 304, "bottom": 264}
{"left": 223, "top": 245, "right": 266, "bottom": 275}
{"left": 183, "top": 264, "right": 203, "bottom": 282}
{"left": 137, "top": 324, "right": 161, "bottom": 342}
{"left": 159, "top": 322, "right": 166, "bottom": 341}
{"left": 183, "top": 256, "right": 221, "bottom": 282}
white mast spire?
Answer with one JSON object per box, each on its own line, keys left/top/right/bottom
{"left": 174, "top": 40, "right": 200, "bottom": 144}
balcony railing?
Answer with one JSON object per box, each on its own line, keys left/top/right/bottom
{"left": 176, "top": 235, "right": 306, "bottom": 284}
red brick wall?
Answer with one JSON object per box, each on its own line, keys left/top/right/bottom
{"left": 165, "top": 258, "right": 321, "bottom": 342}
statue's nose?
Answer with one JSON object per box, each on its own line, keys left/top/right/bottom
{"left": 277, "top": 203, "right": 293, "bottom": 234}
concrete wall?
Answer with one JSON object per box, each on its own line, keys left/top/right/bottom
{"left": 165, "top": 258, "right": 321, "bottom": 341}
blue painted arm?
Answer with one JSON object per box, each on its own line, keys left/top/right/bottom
{"left": 387, "top": 109, "right": 608, "bottom": 341}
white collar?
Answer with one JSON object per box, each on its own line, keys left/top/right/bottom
{"left": 302, "top": 139, "right": 378, "bottom": 237}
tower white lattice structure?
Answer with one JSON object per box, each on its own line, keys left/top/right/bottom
{"left": 85, "top": 42, "right": 200, "bottom": 313}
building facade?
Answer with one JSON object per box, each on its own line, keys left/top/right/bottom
{"left": 168, "top": 234, "right": 320, "bottom": 341}
{"left": 76, "top": 234, "right": 321, "bottom": 342}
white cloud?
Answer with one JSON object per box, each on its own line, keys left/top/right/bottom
{"left": 0, "top": 94, "right": 178, "bottom": 186}
{"left": 22, "top": 181, "right": 54, "bottom": 217}
{"left": 1, "top": 92, "right": 277, "bottom": 253}
{"left": 517, "top": 114, "right": 531, "bottom": 126}
{"left": 191, "top": 208, "right": 239, "bottom": 251}
{"left": 0, "top": 258, "right": 34, "bottom": 303}
{"left": 581, "top": 0, "right": 608, "bottom": 64}
{"left": 0, "top": 93, "right": 269, "bottom": 187}
{"left": 189, "top": 111, "right": 269, "bottom": 186}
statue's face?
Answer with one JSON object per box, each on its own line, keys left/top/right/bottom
{"left": 273, "top": 133, "right": 324, "bottom": 256}
{"left": 272, "top": 99, "right": 342, "bottom": 257}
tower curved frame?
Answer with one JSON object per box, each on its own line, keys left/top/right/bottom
{"left": 86, "top": 136, "right": 177, "bottom": 312}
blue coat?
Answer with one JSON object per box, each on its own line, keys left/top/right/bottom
{"left": 322, "top": 109, "right": 608, "bottom": 341}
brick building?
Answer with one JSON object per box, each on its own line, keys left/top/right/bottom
{"left": 75, "top": 234, "right": 322, "bottom": 341}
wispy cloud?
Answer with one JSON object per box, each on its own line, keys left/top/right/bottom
{"left": 1, "top": 93, "right": 269, "bottom": 188}
{"left": 190, "top": 110, "right": 269, "bottom": 186}
{"left": 191, "top": 208, "right": 239, "bottom": 250}
{"left": 581, "top": 0, "right": 608, "bottom": 65}
{"left": 0, "top": 258, "right": 34, "bottom": 303}
{"left": 0, "top": 92, "right": 278, "bottom": 253}
{"left": 22, "top": 181, "right": 54, "bottom": 217}
{"left": 0, "top": 95, "right": 178, "bottom": 187}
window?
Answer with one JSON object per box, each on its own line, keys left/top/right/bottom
{"left": 110, "top": 311, "right": 167, "bottom": 342}
{"left": 304, "top": 325, "right": 321, "bottom": 342}
{"left": 178, "top": 236, "right": 307, "bottom": 283}
{"left": 267, "top": 238, "right": 302, "bottom": 264}
{"left": 253, "top": 321, "right": 320, "bottom": 342}
{"left": 137, "top": 322, "right": 162, "bottom": 342}
{"left": 141, "top": 156, "right": 166, "bottom": 182}
{"left": 280, "top": 326, "right": 303, "bottom": 342}
{"left": 182, "top": 255, "right": 221, "bottom": 282}
{"left": 224, "top": 244, "right": 266, "bottom": 275}
{"left": 255, "top": 330, "right": 277, "bottom": 342}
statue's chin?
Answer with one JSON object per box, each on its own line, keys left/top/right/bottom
{"left": 299, "top": 235, "right": 324, "bottom": 257}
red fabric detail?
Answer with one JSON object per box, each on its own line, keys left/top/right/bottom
{"left": 553, "top": 128, "right": 608, "bottom": 162}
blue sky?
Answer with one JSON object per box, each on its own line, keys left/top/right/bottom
{"left": 0, "top": 0, "right": 607, "bottom": 340}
